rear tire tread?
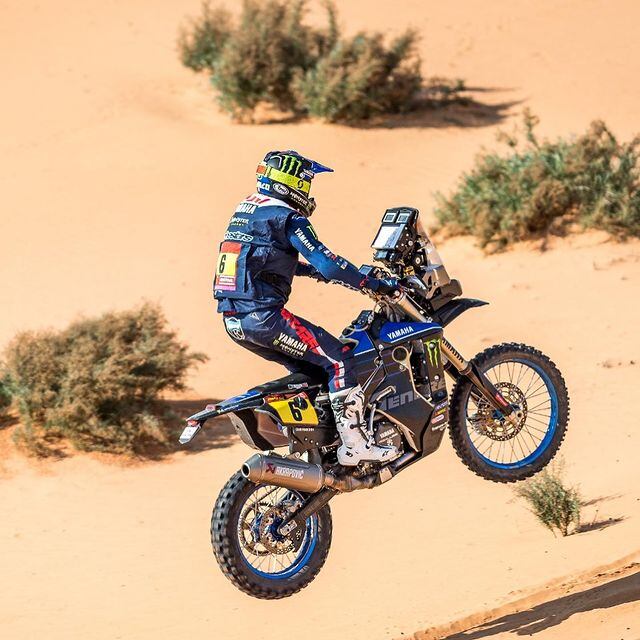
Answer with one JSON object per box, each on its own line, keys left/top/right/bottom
{"left": 211, "top": 471, "right": 332, "bottom": 599}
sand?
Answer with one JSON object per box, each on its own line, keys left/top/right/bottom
{"left": 414, "top": 559, "right": 640, "bottom": 640}
{"left": 1, "top": 0, "right": 640, "bottom": 638}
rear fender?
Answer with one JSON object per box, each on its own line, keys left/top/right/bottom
{"left": 186, "top": 390, "right": 264, "bottom": 424}
{"left": 180, "top": 391, "right": 265, "bottom": 444}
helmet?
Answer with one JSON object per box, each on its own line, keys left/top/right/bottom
{"left": 256, "top": 150, "right": 333, "bottom": 216}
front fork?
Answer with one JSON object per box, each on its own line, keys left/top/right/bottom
{"left": 392, "top": 292, "right": 520, "bottom": 427}
{"left": 439, "top": 338, "right": 521, "bottom": 427}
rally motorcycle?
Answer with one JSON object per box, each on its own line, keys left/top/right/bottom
{"left": 180, "top": 207, "right": 569, "bottom": 599}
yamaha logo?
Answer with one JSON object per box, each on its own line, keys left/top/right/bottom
{"left": 388, "top": 326, "right": 415, "bottom": 340}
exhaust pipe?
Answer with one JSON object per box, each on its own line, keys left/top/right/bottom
{"left": 242, "top": 453, "right": 327, "bottom": 493}
{"left": 242, "top": 453, "right": 381, "bottom": 493}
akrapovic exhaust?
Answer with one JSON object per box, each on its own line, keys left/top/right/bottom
{"left": 241, "top": 453, "right": 385, "bottom": 493}
{"left": 242, "top": 453, "right": 326, "bottom": 493}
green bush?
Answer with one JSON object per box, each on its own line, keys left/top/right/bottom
{"left": 178, "top": 2, "right": 232, "bottom": 72}
{"left": 3, "top": 304, "right": 206, "bottom": 455}
{"left": 211, "top": 0, "right": 326, "bottom": 118}
{"left": 178, "top": 1, "right": 452, "bottom": 123}
{"left": 514, "top": 461, "right": 581, "bottom": 536}
{"left": 0, "top": 374, "right": 12, "bottom": 416}
{"left": 293, "top": 30, "right": 422, "bottom": 123}
{"left": 435, "top": 112, "right": 640, "bottom": 250}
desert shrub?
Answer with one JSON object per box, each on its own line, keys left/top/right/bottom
{"left": 178, "top": 0, "right": 333, "bottom": 120}
{"left": 178, "top": 2, "right": 232, "bottom": 72}
{"left": 435, "top": 112, "right": 640, "bottom": 250}
{"left": 211, "top": 0, "right": 328, "bottom": 118}
{"left": 0, "top": 374, "right": 12, "bottom": 416}
{"left": 514, "top": 461, "right": 581, "bottom": 536}
{"left": 178, "top": 1, "right": 451, "bottom": 122}
{"left": 3, "top": 304, "right": 206, "bottom": 455}
{"left": 293, "top": 30, "right": 422, "bottom": 122}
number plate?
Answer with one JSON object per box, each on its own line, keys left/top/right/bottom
{"left": 266, "top": 394, "right": 319, "bottom": 425}
{"left": 214, "top": 241, "right": 241, "bottom": 292}
{"left": 179, "top": 423, "right": 201, "bottom": 444}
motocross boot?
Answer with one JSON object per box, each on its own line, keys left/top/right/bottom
{"left": 330, "top": 385, "right": 398, "bottom": 466}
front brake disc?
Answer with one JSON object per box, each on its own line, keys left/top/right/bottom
{"left": 469, "top": 382, "right": 527, "bottom": 441}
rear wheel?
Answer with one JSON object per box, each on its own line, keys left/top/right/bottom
{"left": 449, "top": 343, "right": 569, "bottom": 482}
{"left": 211, "top": 471, "right": 332, "bottom": 599}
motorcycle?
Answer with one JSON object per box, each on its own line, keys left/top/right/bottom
{"left": 180, "top": 206, "right": 569, "bottom": 599}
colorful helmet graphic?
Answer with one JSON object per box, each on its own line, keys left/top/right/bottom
{"left": 256, "top": 150, "right": 333, "bottom": 216}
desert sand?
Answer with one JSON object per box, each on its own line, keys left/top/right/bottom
{"left": 414, "top": 559, "right": 640, "bottom": 639}
{"left": 1, "top": 1, "right": 639, "bottom": 639}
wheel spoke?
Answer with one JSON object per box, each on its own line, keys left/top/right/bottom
{"left": 464, "top": 356, "right": 557, "bottom": 467}
{"left": 236, "top": 484, "right": 317, "bottom": 577}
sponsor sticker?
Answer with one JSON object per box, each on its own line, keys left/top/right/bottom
{"left": 379, "top": 390, "right": 417, "bottom": 410}
{"left": 224, "top": 316, "right": 245, "bottom": 341}
{"left": 294, "top": 228, "right": 315, "bottom": 252}
{"left": 426, "top": 338, "right": 441, "bottom": 366}
{"left": 273, "top": 332, "right": 308, "bottom": 357}
{"left": 235, "top": 202, "right": 257, "bottom": 215}
{"left": 388, "top": 326, "right": 415, "bottom": 341}
{"left": 273, "top": 183, "right": 289, "bottom": 196}
{"left": 224, "top": 230, "right": 253, "bottom": 242}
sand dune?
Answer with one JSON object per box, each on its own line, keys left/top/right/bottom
{"left": 413, "top": 559, "right": 640, "bottom": 640}
{"left": 1, "top": 1, "right": 640, "bottom": 639}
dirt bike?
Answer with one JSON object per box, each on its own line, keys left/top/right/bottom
{"left": 180, "top": 206, "right": 569, "bottom": 599}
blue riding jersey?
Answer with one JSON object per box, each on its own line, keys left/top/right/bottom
{"left": 214, "top": 194, "right": 379, "bottom": 313}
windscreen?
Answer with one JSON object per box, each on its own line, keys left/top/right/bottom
{"left": 372, "top": 224, "right": 403, "bottom": 249}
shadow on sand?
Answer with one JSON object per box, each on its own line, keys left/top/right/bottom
{"left": 147, "top": 398, "right": 238, "bottom": 460}
{"left": 576, "top": 516, "right": 626, "bottom": 533}
{"left": 256, "top": 87, "right": 520, "bottom": 130}
{"left": 352, "top": 96, "right": 520, "bottom": 131}
{"left": 0, "top": 413, "right": 19, "bottom": 431}
{"left": 575, "top": 494, "right": 626, "bottom": 534}
{"left": 0, "top": 400, "right": 238, "bottom": 462}
{"left": 441, "top": 568, "right": 640, "bottom": 639}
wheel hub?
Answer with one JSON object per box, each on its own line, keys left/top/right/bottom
{"left": 258, "top": 505, "right": 305, "bottom": 554}
{"left": 239, "top": 495, "right": 305, "bottom": 556}
{"left": 469, "top": 382, "right": 528, "bottom": 441}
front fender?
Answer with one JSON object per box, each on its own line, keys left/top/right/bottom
{"left": 432, "top": 297, "right": 488, "bottom": 327}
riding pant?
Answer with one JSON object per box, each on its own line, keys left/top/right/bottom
{"left": 222, "top": 308, "right": 357, "bottom": 393}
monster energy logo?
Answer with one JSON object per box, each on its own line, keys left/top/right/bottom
{"left": 426, "top": 338, "right": 441, "bottom": 367}
{"left": 280, "top": 154, "right": 302, "bottom": 176}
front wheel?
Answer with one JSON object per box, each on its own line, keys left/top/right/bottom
{"left": 211, "top": 472, "right": 332, "bottom": 599}
{"left": 449, "top": 343, "right": 569, "bottom": 483}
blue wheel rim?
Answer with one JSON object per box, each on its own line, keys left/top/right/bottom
{"left": 466, "top": 358, "right": 559, "bottom": 469}
{"left": 238, "top": 485, "right": 318, "bottom": 580}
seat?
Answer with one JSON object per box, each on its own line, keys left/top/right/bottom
{"left": 249, "top": 372, "right": 325, "bottom": 395}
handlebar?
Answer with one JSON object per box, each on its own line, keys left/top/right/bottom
{"left": 365, "top": 285, "right": 431, "bottom": 323}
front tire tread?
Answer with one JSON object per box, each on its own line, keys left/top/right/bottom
{"left": 448, "top": 342, "right": 570, "bottom": 483}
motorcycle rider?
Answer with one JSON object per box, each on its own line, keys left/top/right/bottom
{"left": 214, "top": 150, "right": 399, "bottom": 465}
